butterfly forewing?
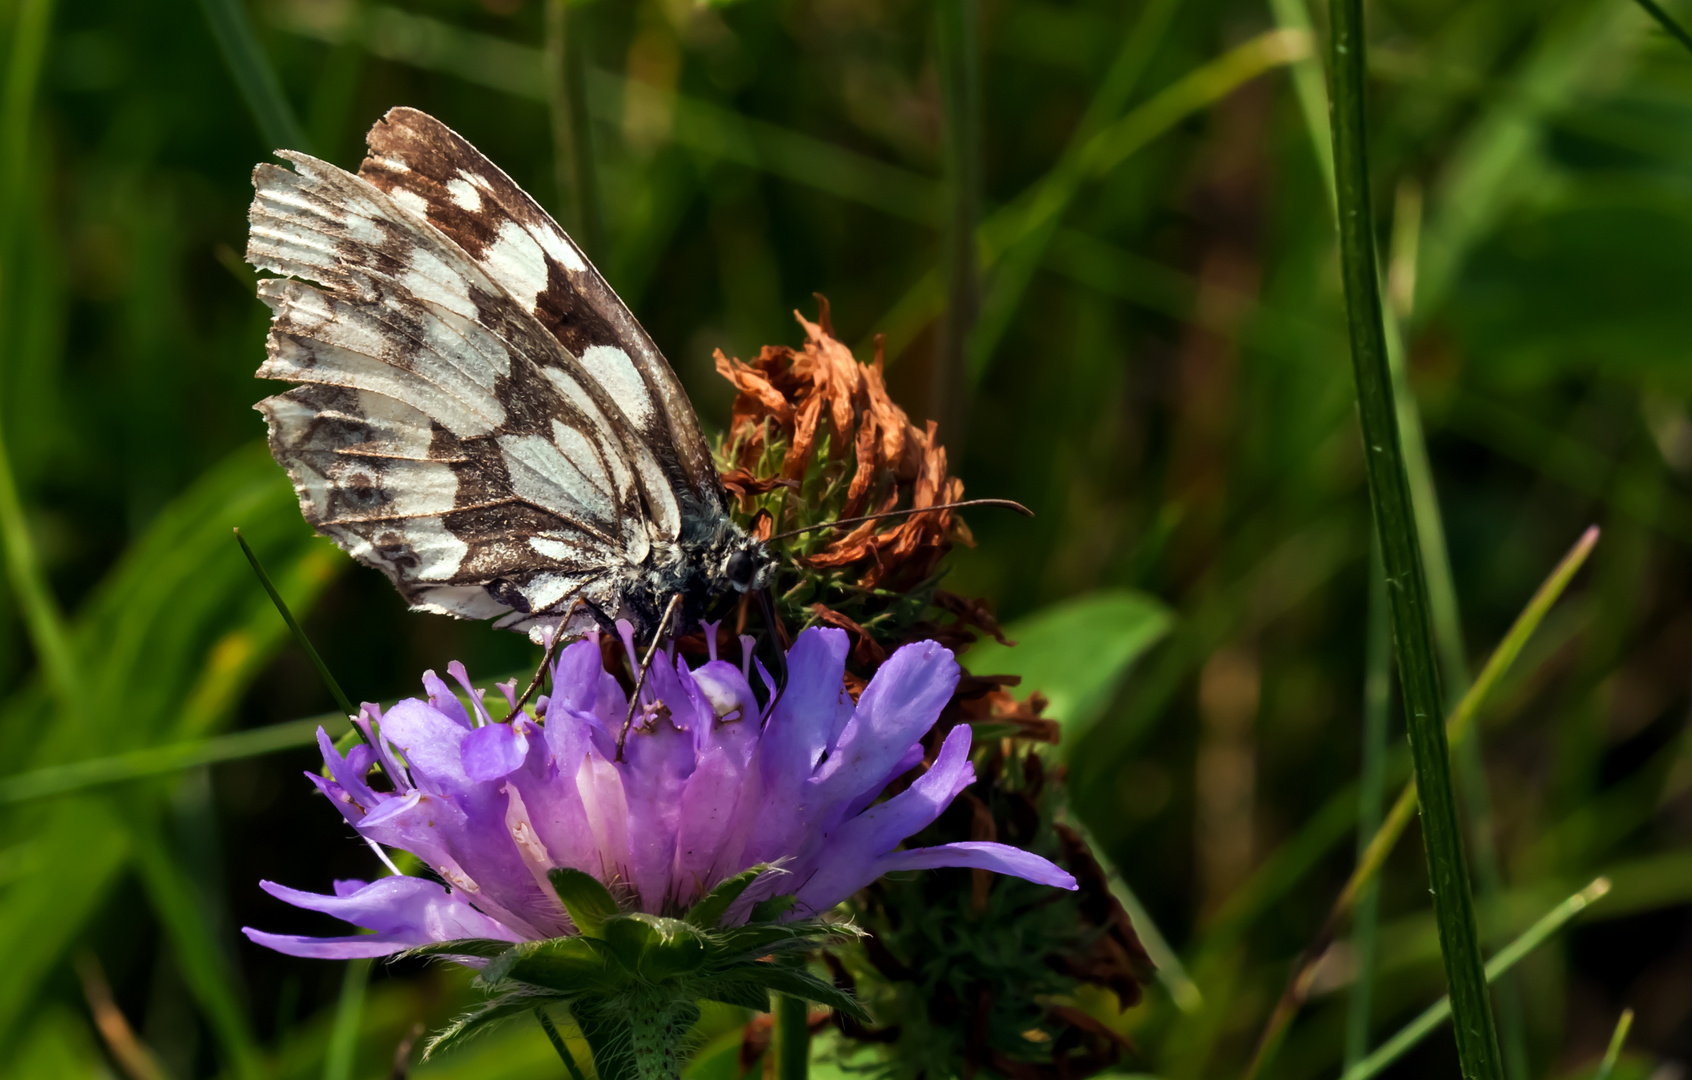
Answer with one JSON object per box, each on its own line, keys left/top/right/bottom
{"left": 356, "top": 108, "right": 723, "bottom": 528}
{"left": 247, "top": 130, "right": 708, "bottom": 634}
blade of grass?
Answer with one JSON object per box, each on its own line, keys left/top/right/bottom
{"left": 1345, "top": 537, "right": 1392, "bottom": 1069}
{"left": 235, "top": 528, "right": 356, "bottom": 720}
{"left": 933, "top": 0, "right": 981, "bottom": 440}
{"left": 271, "top": 4, "right": 943, "bottom": 224}
{"left": 0, "top": 714, "right": 349, "bottom": 803}
{"left": 1631, "top": 0, "right": 1692, "bottom": 55}
{"left": 1266, "top": 0, "right": 1337, "bottom": 212}
{"left": 0, "top": 0, "right": 74, "bottom": 710}
{"left": 1246, "top": 524, "right": 1600, "bottom": 1074}
{"left": 544, "top": 0, "right": 604, "bottom": 258}
{"left": 1329, "top": 0, "right": 1502, "bottom": 1068}
{"left": 132, "top": 816, "right": 265, "bottom": 1080}
{"left": 966, "top": 0, "right": 1181, "bottom": 374}
{"left": 1594, "top": 1009, "right": 1635, "bottom": 1080}
{"left": 196, "top": 0, "right": 310, "bottom": 153}
{"left": 1340, "top": 879, "right": 1611, "bottom": 1080}
{"left": 323, "top": 958, "right": 370, "bottom": 1080}
{"left": 960, "top": 26, "right": 1311, "bottom": 379}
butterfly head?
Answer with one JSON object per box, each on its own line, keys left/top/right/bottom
{"left": 721, "top": 538, "right": 776, "bottom": 594}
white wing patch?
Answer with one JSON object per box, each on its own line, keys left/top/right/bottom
{"left": 446, "top": 177, "right": 482, "bottom": 212}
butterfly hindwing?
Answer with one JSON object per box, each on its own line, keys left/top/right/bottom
{"left": 248, "top": 149, "right": 676, "bottom": 630}
{"left": 357, "top": 107, "right": 722, "bottom": 530}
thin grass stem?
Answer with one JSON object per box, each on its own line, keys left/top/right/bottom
{"left": 934, "top": 0, "right": 981, "bottom": 441}
{"left": 1345, "top": 536, "right": 1392, "bottom": 1068}
{"left": 195, "top": 0, "right": 309, "bottom": 153}
{"left": 1594, "top": 1008, "right": 1634, "bottom": 1080}
{"left": 132, "top": 818, "right": 266, "bottom": 1080}
{"left": 234, "top": 528, "right": 356, "bottom": 720}
{"left": 0, "top": 0, "right": 76, "bottom": 712}
{"left": 1339, "top": 878, "right": 1611, "bottom": 1080}
{"left": 1329, "top": 0, "right": 1502, "bottom": 1067}
{"left": 544, "top": 0, "right": 604, "bottom": 259}
{"left": 323, "top": 959, "right": 371, "bottom": 1080}
{"left": 1244, "top": 525, "right": 1598, "bottom": 1078}
{"left": 1630, "top": 0, "right": 1692, "bottom": 56}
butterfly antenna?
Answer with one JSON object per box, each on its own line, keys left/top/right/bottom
{"left": 765, "top": 498, "right": 1033, "bottom": 542}
{"left": 616, "top": 593, "right": 683, "bottom": 760}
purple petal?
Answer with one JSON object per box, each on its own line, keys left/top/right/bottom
{"left": 241, "top": 931, "right": 419, "bottom": 960}
{"left": 421, "top": 671, "right": 473, "bottom": 728}
{"left": 790, "top": 724, "right": 977, "bottom": 912}
{"left": 804, "top": 640, "right": 959, "bottom": 826}
{"left": 246, "top": 876, "right": 521, "bottom": 959}
{"left": 877, "top": 842, "right": 1078, "bottom": 890}
{"left": 379, "top": 699, "right": 472, "bottom": 795}
{"left": 461, "top": 722, "right": 529, "bottom": 782}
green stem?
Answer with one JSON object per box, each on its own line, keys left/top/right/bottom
{"left": 778, "top": 994, "right": 810, "bottom": 1080}
{"left": 537, "top": 1008, "right": 590, "bottom": 1080}
{"left": 933, "top": 0, "right": 980, "bottom": 441}
{"left": 544, "top": 0, "right": 604, "bottom": 258}
{"left": 234, "top": 529, "right": 357, "bottom": 720}
{"left": 627, "top": 994, "right": 699, "bottom": 1080}
{"left": 1345, "top": 536, "right": 1391, "bottom": 1068}
{"left": 1327, "top": 0, "right": 1503, "bottom": 1075}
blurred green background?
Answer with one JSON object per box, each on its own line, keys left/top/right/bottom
{"left": 3, "top": 0, "right": 1692, "bottom": 1076}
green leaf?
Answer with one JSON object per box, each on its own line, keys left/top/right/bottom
{"left": 549, "top": 867, "right": 621, "bottom": 937}
{"left": 961, "top": 589, "right": 1172, "bottom": 745}
{"left": 492, "top": 936, "right": 630, "bottom": 997}
{"left": 602, "top": 915, "right": 707, "bottom": 983}
{"left": 423, "top": 991, "right": 566, "bottom": 1061}
{"left": 684, "top": 866, "right": 767, "bottom": 929}
{"left": 749, "top": 894, "right": 798, "bottom": 923}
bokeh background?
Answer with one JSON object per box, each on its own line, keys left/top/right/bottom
{"left": 3, "top": 0, "right": 1692, "bottom": 1076}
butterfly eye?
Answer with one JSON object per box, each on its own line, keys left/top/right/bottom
{"left": 725, "top": 550, "right": 759, "bottom": 590}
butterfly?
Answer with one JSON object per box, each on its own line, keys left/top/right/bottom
{"left": 245, "top": 107, "right": 777, "bottom": 647}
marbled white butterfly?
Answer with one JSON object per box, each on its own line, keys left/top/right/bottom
{"left": 246, "top": 108, "right": 775, "bottom": 646}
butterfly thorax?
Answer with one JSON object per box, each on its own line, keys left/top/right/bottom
{"left": 624, "top": 514, "right": 774, "bottom": 643}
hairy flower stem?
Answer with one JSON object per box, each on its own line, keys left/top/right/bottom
{"left": 628, "top": 995, "right": 700, "bottom": 1080}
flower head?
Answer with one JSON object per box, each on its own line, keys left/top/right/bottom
{"left": 244, "top": 627, "right": 1075, "bottom": 960}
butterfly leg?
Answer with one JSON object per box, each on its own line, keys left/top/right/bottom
{"left": 505, "top": 604, "right": 581, "bottom": 721}
{"left": 755, "top": 588, "right": 789, "bottom": 697}
{"left": 615, "top": 593, "right": 683, "bottom": 760}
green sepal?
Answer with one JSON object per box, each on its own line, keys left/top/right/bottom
{"left": 749, "top": 894, "right": 798, "bottom": 923}
{"left": 394, "top": 937, "right": 516, "bottom": 962}
{"left": 695, "top": 976, "right": 773, "bottom": 1013}
{"left": 708, "top": 918, "right": 850, "bottom": 963}
{"left": 602, "top": 914, "right": 707, "bottom": 983}
{"left": 548, "top": 867, "right": 622, "bottom": 936}
{"left": 423, "top": 990, "right": 566, "bottom": 1060}
{"left": 487, "top": 935, "right": 630, "bottom": 996}
{"left": 684, "top": 865, "right": 767, "bottom": 929}
{"left": 714, "top": 962, "right": 869, "bottom": 1022}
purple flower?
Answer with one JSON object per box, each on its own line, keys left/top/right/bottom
{"left": 244, "top": 628, "right": 1076, "bottom": 961}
